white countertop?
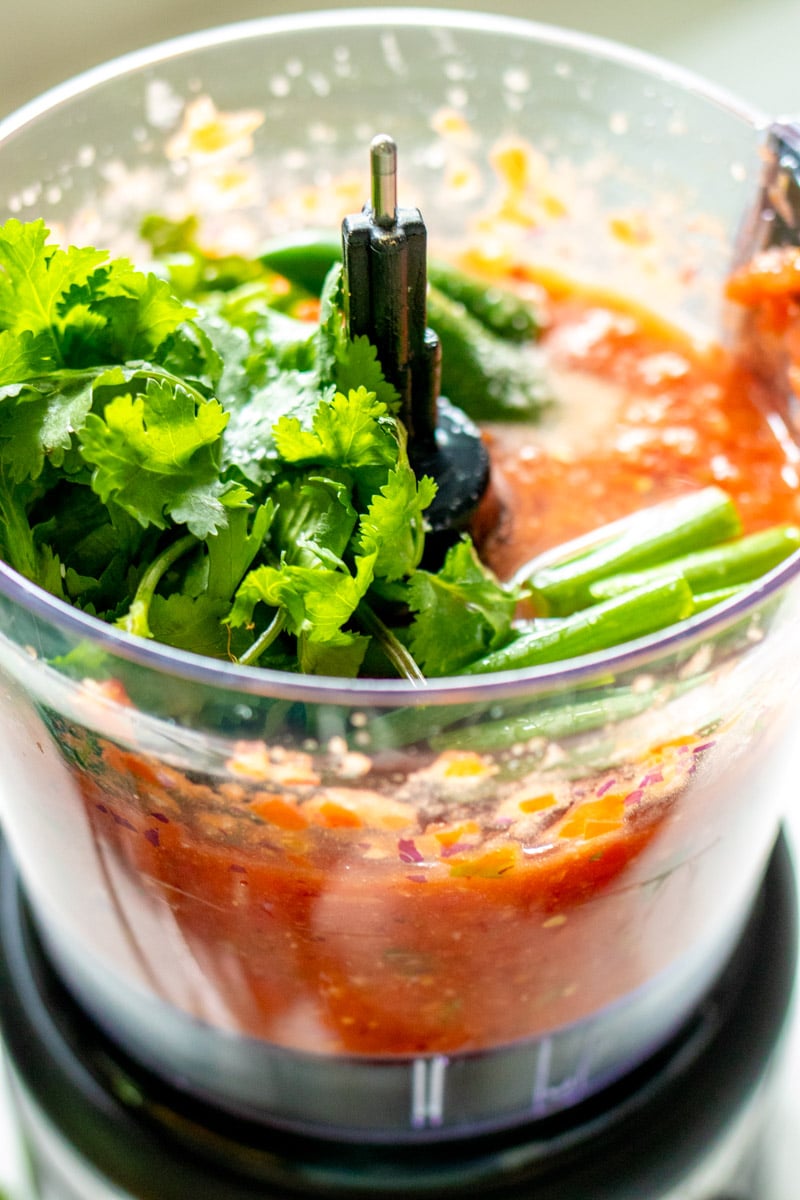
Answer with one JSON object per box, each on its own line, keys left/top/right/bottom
{"left": 1, "top": 2, "right": 799, "bottom": 1195}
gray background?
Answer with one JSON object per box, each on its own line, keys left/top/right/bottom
{"left": 2, "top": 0, "right": 800, "bottom": 121}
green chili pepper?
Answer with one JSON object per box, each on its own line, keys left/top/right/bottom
{"left": 259, "top": 231, "right": 541, "bottom": 338}
{"left": 427, "top": 285, "right": 551, "bottom": 421}
{"left": 259, "top": 230, "right": 343, "bottom": 297}
{"left": 426, "top": 259, "right": 540, "bottom": 342}
{"left": 524, "top": 487, "right": 742, "bottom": 617}
{"left": 463, "top": 575, "right": 695, "bottom": 674}
{"left": 259, "top": 231, "right": 549, "bottom": 421}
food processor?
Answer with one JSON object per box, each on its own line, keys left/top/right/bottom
{"left": 0, "top": 8, "right": 798, "bottom": 1197}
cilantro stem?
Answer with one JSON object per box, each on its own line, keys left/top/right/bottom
{"left": 357, "top": 601, "right": 426, "bottom": 684}
{"left": 237, "top": 610, "right": 287, "bottom": 667}
{"left": 116, "top": 533, "right": 198, "bottom": 639}
{"left": 0, "top": 473, "right": 39, "bottom": 582}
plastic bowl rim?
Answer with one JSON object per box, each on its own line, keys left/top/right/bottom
{"left": 0, "top": 5, "right": 789, "bottom": 708}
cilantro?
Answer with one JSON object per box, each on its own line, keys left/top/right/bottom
{"left": 333, "top": 334, "right": 399, "bottom": 411}
{"left": 297, "top": 630, "right": 370, "bottom": 677}
{"left": 358, "top": 465, "right": 437, "bottom": 580}
{"left": 273, "top": 386, "right": 397, "bottom": 473}
{"left": 148, "top": 593, "right": 233, "bottom": 658}
{"left": 155, "top": 320, "right": 224, "bottom": 398}
{"left": 205, "top": 500, "right": 274, "bottom": 601}
{"left": 0, "top": 372, "right": 98, "bottom": 480}
{"left": 407, "top": 539, "right": 521, "bottom": 676}
{"left": 230, "top": 551, "right": 376, "bottom": 644}
{"left": 77, "top": 266, "right": 194, "bottom": 363}
{"left": 217, "top": 291, "right": 317, "bottom": 364}
{"left": 0, "top": 220, "right": 107, "bottom": 361}
{"left": 314, "top": 265, "right": 399, "bottom": 412}
{"left": 0, "top": 218, "right": 522, "bottom": 680}
{"left": 79, "top": 377, "right": 229, "bottom": 537}
{"left": 0, "top": 472, "right": 40, "bottom": 581}
{"left": 0, "top": 329, "right": 59, "bottom": 384}
{"left": 0, "top": 219, "right": 191, "bottom": 370}
{"left": 270, "top": 475, "right": 357, "bottom": 570}
{"left": 222, "top": 369, "right": 327, "bottom": 487}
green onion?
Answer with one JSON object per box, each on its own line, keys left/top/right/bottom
{"left": 690, "top": 586, "right": 743, "bottom": 612}
{"left": 523, "top": 487, "right": 741, "bottom": 616}
{"left": 430, "top": 686, "right": 659, "bottom": 754}
{"left": 463, "top": 575, "right": 695, "bottom": 675}
{"left": 588, "top": 524, "right": 800, "bottom": 603}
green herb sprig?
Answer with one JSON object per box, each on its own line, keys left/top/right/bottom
{"left": 0, "top": 219, "right": 521, "bottom": 679}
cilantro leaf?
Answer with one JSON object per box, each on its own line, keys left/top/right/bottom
{"left": 28, "top": 482, "right": 149, "bottom": 613}
{"left": 0, "top": 220, "right": 193, "bottom": 373}
{"left": 79, "top": 377, "right": 229, "bottom": 536}
{"left": 93, "top": 265, "right": 194, "bottom": 360}
{"left": 314, "top": 264, "right": 399, "bottom": 410}
{"left": 331, "top": 334, "right": 400, "bottom": 414}
{"left": 185, "top": 311, "right": 249, "bottom": 403}
{"left": 36, "top": 543, "right": 67, "bottom": 600}
{"left": 271, "top": 473, "right": 357, "bottom": 570}
{"left": 0, "top": 391, "right": 52, "bottom": 483}
{"left": 62, "top": 264, "right": 194, "bottom": 366}
{"left": 230, "top": 551, "right": 376, "bottom": 651}
{"left": 0, "top": 219, "right": 107, "bottom": 359}
{"left": 407, "top": 538, "right": 520, "bottom": 675}
{"left": 148, "top": 592, "right": 232, "bottom": 658}
{"left": 0, "top": 329, "right": 61, "bottom": 384}
{"left": 153, "top": 320, "right": 223, "bottom": 398}
{"left": 0, "top": 371, "right": 102, "bottom": 481}
{"left": 205, "top": 499, "right": 273, "bottom": 601}
{"left": 357, "top": 465, "right": 437, "bottom": 580}
{"left": 313, "top": 263, "right": 346, "bottom": 384}
{"left": 273, "top": 386, "right": 397, "bottom": 472}
{"left": 218, "top": 289, "right": 317, "bottom": 362}
{"left": 298, "top": 630, "right": 370, "bottom": 677}
{"left": 0, "top": 471, "right": 39, "bottom": 581}
{"left": 222, "top": 369, "right": 328, "bottom": 487}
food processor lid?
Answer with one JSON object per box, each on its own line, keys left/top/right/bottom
{"left": 0, "top": 831, "right": 795, "bottom": 1200}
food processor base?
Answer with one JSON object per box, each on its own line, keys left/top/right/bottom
{"left": 0, "top": 831, "right": 796, "bottom": 1200}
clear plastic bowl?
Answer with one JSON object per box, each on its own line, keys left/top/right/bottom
{"left": 0, "top": 7, "right": 798, "bottom": 1143}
